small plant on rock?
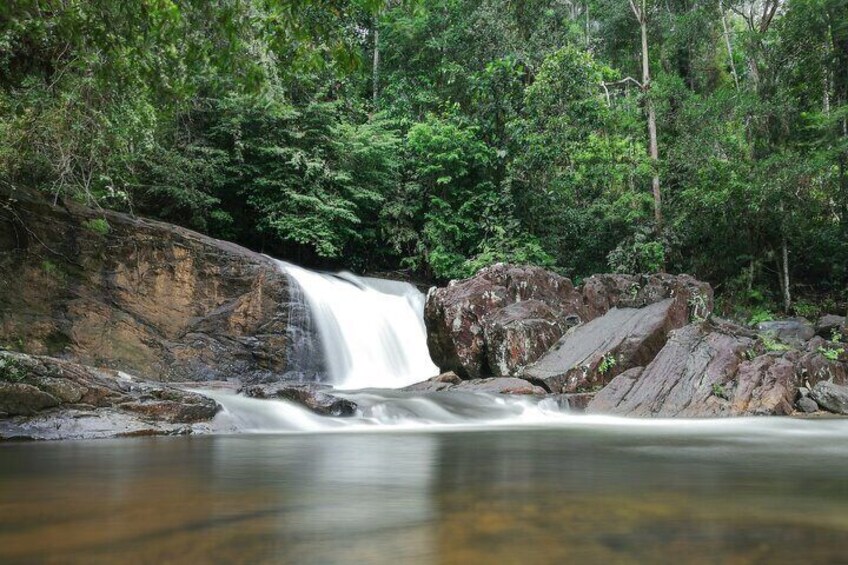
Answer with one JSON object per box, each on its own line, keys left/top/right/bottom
{"left": 598, "top": 353, "right": 617, "bottom": 376}
{"left": 712, "top": 382, "right": 729, "bottom": 400}
{"left": 759, "top": 333, "right": 790, "bottom": 352}
{"left": 818, "top": 345, "right": 844, "bottom": 362}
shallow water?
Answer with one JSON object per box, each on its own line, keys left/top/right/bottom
{"left": 2, "top": 419, "right": 848, "bottom": 564}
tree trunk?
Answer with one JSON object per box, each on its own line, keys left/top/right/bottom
{"left": 781, "top": 236, "right": 791, "bottom": 312}
{"left": 719, "top": 0, "right": 740, "bottom": 90}
{"left": 633, "top": 0, "right": 662, "bottom": 229}
{"left": 372, "top": 26, "right": 380, "bottom": 105}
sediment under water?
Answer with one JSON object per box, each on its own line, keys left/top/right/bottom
{"left": 2, "top": 420, "right": 848, "bottom": 563}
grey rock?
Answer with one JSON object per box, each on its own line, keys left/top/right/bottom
{"left": 810, "top": 381, "right": 848, "bottom": 415}
{"left": 816, "top": 315, "right": 846, "bottom": 339}
{"left": 241, "top": 384, "right": 357, "bottom": 417}
{"left": 757, "top": 318, "right": 815, "bottom": 347}
{"left": 796, "top": 396, "right": 819, "bottom": 413}
{"left": 522, "top": 299, "right": 686, "bottom": 394}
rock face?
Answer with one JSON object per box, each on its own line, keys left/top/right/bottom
{"left": 0, "top": 351, "right": 220, "bottom": 440}
{"left": 425, "top": 264, "right": 582, "bottom": 379}
{"left": 0, "top": 187, "right": 316, "bottom": 383}
{"left": 425, "top": 266, "right": 713, "bottom": 380}
{"left": 587, "top": 321, "right": 798, "bottom": 417}
{"left": 522, "top": 299, "right": 686, "bottom": 393}
{"left": 241, "top": 384, "right": 357, "bottom": 416}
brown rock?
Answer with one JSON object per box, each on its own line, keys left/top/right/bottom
{"left": 425, "top": 264, "right": 582, "bottom": 379}
{"left": 587, "top": 322, "right": 797, "bottom": 417}
{"left": 402, "top": 372, "right": 463, "bottom": 392}
{"left": 0, "top": 350, "right": 221, "bottom": 439}
{"left": 0, "top": 382, "right": 60, "bottom": 415}
{"left": 0, "top": 187, "right": 316, "bottom": 383}
{"left": 424, "top": 265, "right": 713, "bottom": 381}
{"left": 522, "top": 299, "right": 686, "bottom": 393}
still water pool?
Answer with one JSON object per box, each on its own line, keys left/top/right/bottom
{"left": 1, "top": 420, "right": 847, "bottom": 563}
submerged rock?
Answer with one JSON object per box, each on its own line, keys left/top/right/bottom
{"left": 522, "top": 299, "right": 686, "bottom": 393}
{"left": 0, "top": 187, "right": 317, "bottom": 384}
{"left": 241, "top": 384, "right": 357, "bottom": 417}
{"left": 0, "top": 350, "right": 220, "bottom": 440}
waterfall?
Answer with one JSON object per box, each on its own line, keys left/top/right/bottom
{"left": 276, "top": 260, "right": 439, "bottom": 390}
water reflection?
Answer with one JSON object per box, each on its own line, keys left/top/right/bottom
{"left": 1, "top": 426, "right": 848, "bottom": 563}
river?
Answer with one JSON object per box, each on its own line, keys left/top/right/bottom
{"left": 2, "top": 417, "right": 848, "bottom": 563}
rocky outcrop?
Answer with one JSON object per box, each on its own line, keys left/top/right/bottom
{"left": 522, "top": 299, "right": 686, "bottom": 393}
{"left": 0, "top": 350, "right": 220, "bottom": 440}
{"left": 424, "top": 265, "right": 713, "bottom": 380}
{"left": 425, "top": 264, "right": 582, "bottom": 379}
{"left": 587, "top": 321, "right": 798, "bottom": 417}
{"left": 0, "top": 187, "right": 316, "bottom": 383}
{"left": 241, "top": 383, "right": 357, "bottom": 416}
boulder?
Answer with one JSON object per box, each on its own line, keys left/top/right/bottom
{"left": 796, "top": 397, "right": 819, "bottom": 414}
{"left": 757, "top": 318, "right": 815, "bottom": 347}
{"left": 522, "top": 299, "right": 686, "bottom": 393}
{"left": 241, "top": 384, "right": 357, "bottom": 417}
{"left": 424, "top": 265, "right": 713, "bottom": 380}
{"left": 588, "top": 321, "right": 797, "bottom": 417}
{"left": 425, "top": 264, "right": 582, "bottom": 379}
{"left": 0, "top": 350, "right": 221, "bottom": 439}
{"left": 816, "top": 315, "right": 845, "bottom": 339}
{"left": 547, "top": 393, "right": 595, "bottom": 412}
{"left": 0, "top": 187, "right": 318, "bottom": 384}
{"left": 810, "top": 381, "right": 848, "bottom": 415}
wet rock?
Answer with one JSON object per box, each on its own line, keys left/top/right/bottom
{"left": 0, "top": 187, "right": 316, "bottom": 384}
{"left": 548, "top": 393, "right": 595, "bottom": 412}
{"left": 402, "top": 372, "right": 463, "bottom": 392}
{"left": 424, "top": 265, "right": 713, "bottom": 380}
{"left": 588, "top": 321, "right": 796, "bottom": 417}
{"left": 796, "top": 396, "right": 819, "bottom": 413}
{"left": 451, "top": 377, "right": 546, "bottom": 395}
{"left": 0, "top": 350, "right": 221, "bottom": 439}
{"left": 756, "top": 318, "right": 815, "bottom": 348}
{"left": 241, "top": 384, "right": 357, "bottom": 417}
{"left": 425, "top": 264, "right": 582, "bottom": 379}
{"left": 810, "top": 381, "right": 848, "bottom": 415}
{"left": 522, "top": 299, "right": 686, "bottom": 394}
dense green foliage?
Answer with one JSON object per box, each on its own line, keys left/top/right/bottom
{"left": 1, "top": 0, "right": 846, "bottom": 315}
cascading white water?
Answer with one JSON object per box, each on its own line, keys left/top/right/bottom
{"left": 276, "top": 260, "right": 439, "bottom": 390}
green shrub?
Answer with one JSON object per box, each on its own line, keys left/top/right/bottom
{"left": 83, "top": 218, "right": 110, "bottom": 235}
